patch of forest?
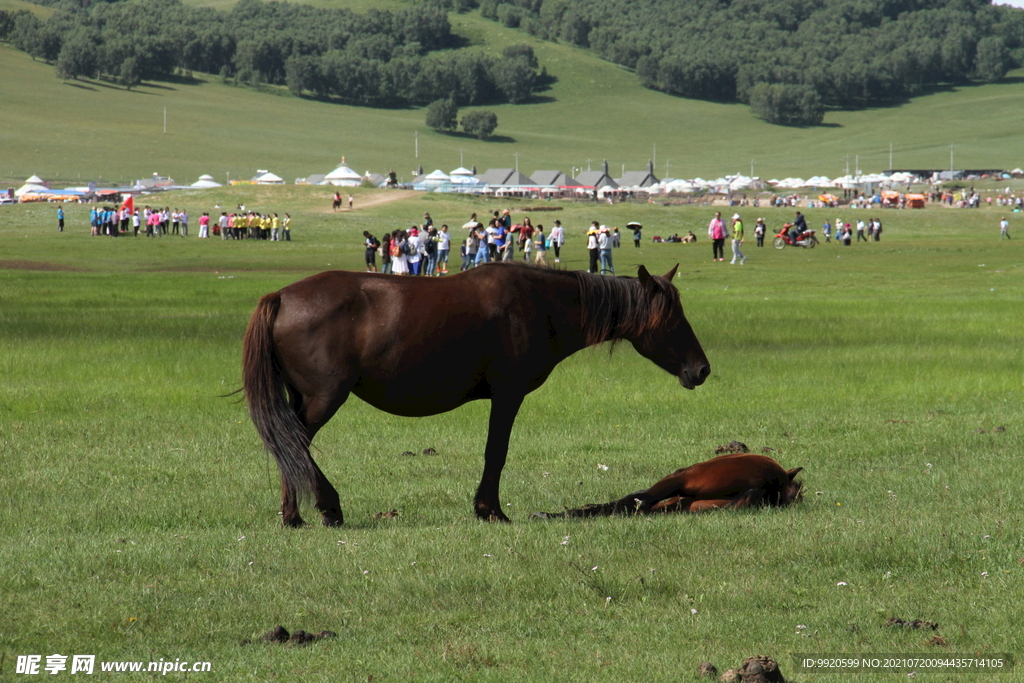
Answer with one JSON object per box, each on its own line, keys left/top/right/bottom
{"left": 0, "top": 0, "right": 544, "bottom": 107}
{"left": 478, "top": 0, "right": 1024, "bottom": 125}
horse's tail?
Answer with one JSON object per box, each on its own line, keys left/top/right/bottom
{"left": 242, "top": 293, "right": 317, "bottom": 506}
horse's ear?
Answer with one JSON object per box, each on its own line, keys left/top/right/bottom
{"left": 786, "top": 467, "right": 803, "bottom": 481}
{"left": 637, "top": 264, "right": 652, "bottom": 287}
{"left": 663, "top": 264, "right": 679, "bottom": 281}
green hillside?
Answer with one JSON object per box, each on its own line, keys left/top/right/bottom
{"left": 3, "top": 5, "right": 1024, "bottom": 187}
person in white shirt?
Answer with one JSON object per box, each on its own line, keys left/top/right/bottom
{"left": 548, "top": 220, "right": 565, "bottom": 263}
{"left": 437, "top": 225, "right": 451, "bottom": 274}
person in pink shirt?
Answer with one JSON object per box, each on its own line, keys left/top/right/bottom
{"left": 708, "top": 211, "right": 727, "bottom": 261}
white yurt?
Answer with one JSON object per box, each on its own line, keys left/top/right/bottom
{"left": 15, "top": 175, "right": 50, "bottom": 197}
{"left": 191, "top": 174, "right": 222, "bottom": 189}
{"left": 253, "top": 170, "right": 284, "bottom": 185}
{"left": 323, "top": 164, "right": 362, "bottom": 187}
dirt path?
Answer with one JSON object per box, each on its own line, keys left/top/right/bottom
{"left": 320, "top": 190, "right": 423, "bottom": 214}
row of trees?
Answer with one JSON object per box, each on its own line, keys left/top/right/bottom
{"left": 285, "top": 44, "right": 542, "bottom": 107}
{"left": 480, "top": 0, "right": 1024, "bottom": 125}
{"left": 0, "top": 0, "right": 545, "bottom": 107}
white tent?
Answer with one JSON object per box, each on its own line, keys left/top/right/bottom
{"left": 887, "top": 172, "right": 917, "bottom": 183}
{"left": 662, "top": 179, "right": 700, "bottom": 193}
{"left": 191, "top": 174, "right": 222, "bottom": 189}
{"left": 323, "top": 164, "right": 362, "bottom": 187}
{"left": 15, "top": 175, "right": 49, "bottom": 197}
{"left": 253, "top": 170, "right": 284, "bottom": 185}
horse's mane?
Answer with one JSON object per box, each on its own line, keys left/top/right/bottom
{"left": 572, "top": 269, "right": 679, "bottom": 347}
{"left": 477, "top": 261, "right": 679, "bottom": 347}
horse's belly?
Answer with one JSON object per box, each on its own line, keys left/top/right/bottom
{"left": 352, "top": 375, "right": 488, "bottom": 417}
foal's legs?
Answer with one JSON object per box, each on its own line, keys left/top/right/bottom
{"left": 475, "top": 393, "right": 525, "bottom": 522}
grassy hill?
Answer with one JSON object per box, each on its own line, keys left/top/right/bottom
{"left": 3, "top": 4, "right": 1024, "bottom": 187}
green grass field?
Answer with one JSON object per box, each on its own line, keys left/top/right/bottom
{"left": 5, "top": 2, "right": 1024, "bottom": 188}
{"left": 1, "top": 188, "right": 1022, "bottom": 680}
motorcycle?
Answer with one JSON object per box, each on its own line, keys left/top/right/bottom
{"left": 773, "top": 224, "right": 819, "bottom": 249}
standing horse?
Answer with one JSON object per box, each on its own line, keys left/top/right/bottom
{"left": 242, "top": 263, "right": 710, "bottom": 526}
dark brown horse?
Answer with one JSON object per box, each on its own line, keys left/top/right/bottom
{"left": 242, "top": 262, "right": 710, "bottom": 526}
{"left": 535, "top": 453, "right": 803, "bottom": 518}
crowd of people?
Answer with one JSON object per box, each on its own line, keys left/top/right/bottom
{"left": 360, "top": 210, "right": 639, "bottom": 277}
{"left": 77, "top": 203, "right": 292, "bottom": 241}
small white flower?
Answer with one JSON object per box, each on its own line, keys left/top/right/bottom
{"left": 248, "top": 561, "right": 254, "bottom": 566}
{"left": 690, "top": 608, "right": 698, "bottom": 615}
{"left": 363, "top": 570, "right": 370, "bottom": 575}
{"left": 483, "top": 554, "right": 492, "bottom": 558}
{"left": 983, "top": 535, "right": 991, "bottom": 539}
{"left": 237, "top": 535, "right": 246, "bottom": 541}
{"left": 981, "top": 571, "right": 989, "bottom": 578}
{"left": 796, "top": 625, "right": 807, "bottom": 630}
{"left": 591, "top": 566, "right": 598, "bottom": 571}
{"left": 597, "top": 464, "right": 609, "bottom": 471}
{"left": 837, "top": 581, "right": 848, "bottom": 586}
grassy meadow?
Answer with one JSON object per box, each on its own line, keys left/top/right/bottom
{"left": 1, "top": 187, "right": 1022, "bottom": 680}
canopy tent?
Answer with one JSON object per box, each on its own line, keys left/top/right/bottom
{"left": 905, "top": 193, "right": 926, "bottom": 208}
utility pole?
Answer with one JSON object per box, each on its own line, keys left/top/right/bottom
{"left": 750, "top": 159, "right": 755, "bottom": 178}
{"left": 514, "top": 152, "right": 520, "bottom": 173}
{"left": 459, "top": 149, "right": 465, "bottom": 167}
{"left": 949, "top": 144, "right": 954, "bottom": 173}
{"left": 652, "top": 143, "right": 656, "bottom": 170}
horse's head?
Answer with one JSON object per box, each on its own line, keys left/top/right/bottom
{"left": 629, "top": 265, "right": 711, "bottom": 390}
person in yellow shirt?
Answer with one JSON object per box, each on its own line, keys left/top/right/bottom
{"left": 261, "top": 214, "right": 271, "bottom": 240}
{"left": 271, "top": 213, "right": 281, "bottom": 241}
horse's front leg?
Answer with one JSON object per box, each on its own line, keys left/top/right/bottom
{"left": 475, "top": 393, "right": 525, "bottom": 522}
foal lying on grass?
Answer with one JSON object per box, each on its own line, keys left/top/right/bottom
{"left": 535, "top": 453, "right": 803, "bottom": 518}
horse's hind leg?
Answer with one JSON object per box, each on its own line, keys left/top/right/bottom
{"left": 294, "top": 389, "right": 351, "bottom": 527}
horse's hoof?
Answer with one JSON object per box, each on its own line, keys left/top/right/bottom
{"left": 321, "top": 514, "right": 344, "bottom": 528}
{"left": 282, "top": 516, "right": 305, "bottom": 528}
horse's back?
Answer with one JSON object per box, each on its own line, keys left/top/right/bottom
{"left": 267, "top": 267, "right": 577, "bottom": 416}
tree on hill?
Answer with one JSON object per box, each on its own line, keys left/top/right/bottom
{"left": 748, "top": 83, "right": 823, "bottom": 127}
{"left": 55, "top": 31, "right": 99, "bottom": 83}
{"left": 461, "top": 110, "right": 498, "bottom": 139}
{"left": 426, "top": 98, "right": 459, "bottom": 132}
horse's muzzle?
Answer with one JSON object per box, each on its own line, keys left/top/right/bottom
{"left": 679, "top": 362, "right": 711, "bottom": 390}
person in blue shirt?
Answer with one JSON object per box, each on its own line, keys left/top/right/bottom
{"left": 57, "top": 205, "right": 64, "bottom": 232}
